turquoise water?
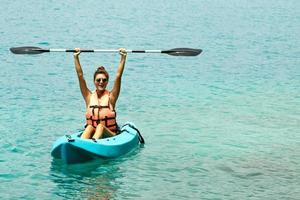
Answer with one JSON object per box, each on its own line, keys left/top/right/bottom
{"left": 1, "top": 0, "right": 299, "bottom": 199}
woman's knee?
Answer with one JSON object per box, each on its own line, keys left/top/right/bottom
{"left": 96, "top": 123, "right": 105, "bottom": 129}
{"left": 86, "top": 124, "right": 95, "bottom": 130}
{"left": 81, "top": 125, "right": 95, "bottom": 139}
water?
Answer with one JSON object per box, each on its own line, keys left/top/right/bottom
{"left": 1, "top": 0, "right": 299, "bottom": 199}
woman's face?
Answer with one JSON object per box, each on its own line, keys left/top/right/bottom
{"left": 94, "top": 73, "right": 108, "bottom": 91}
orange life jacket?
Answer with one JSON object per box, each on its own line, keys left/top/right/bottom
{"left": 85, "top": 90, "right": 117, "bottom": 132}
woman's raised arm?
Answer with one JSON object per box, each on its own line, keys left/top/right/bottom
{"left": 74, "top": 48, "right": 91, "bottom": 106}
{"left": 110, "top": 48, "right": 127, "bottom": 108}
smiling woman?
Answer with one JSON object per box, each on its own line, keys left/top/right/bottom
{"left": 73, "top": 48, "right": 127, "bottom": 140}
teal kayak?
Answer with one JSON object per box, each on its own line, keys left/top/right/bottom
{"left": 51, "top": 122, "right": 143, "bottom": 164}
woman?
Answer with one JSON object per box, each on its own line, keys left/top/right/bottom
{"left": 73, "top": 48, "right": 127, "bottom": 139}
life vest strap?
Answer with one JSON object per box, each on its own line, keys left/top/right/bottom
{"left": 85, "top": 116, "right": 116, "bottom": 122}
{"left": 90, "top": 105, "right": 110, "bottom": 109}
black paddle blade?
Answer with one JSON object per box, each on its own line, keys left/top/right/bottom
{"left": 10, "top": 46, "right": 49, "bottom": 54}
{"left": 162, "top": 48, "right": 202, "bottom": 56}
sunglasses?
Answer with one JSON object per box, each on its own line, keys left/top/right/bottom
{"left": 95, "top": 78, "right": 108, "bottom": 83}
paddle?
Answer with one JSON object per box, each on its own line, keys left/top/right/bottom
{"left": 10, "top": 46, "right": 202, "bottom": 56}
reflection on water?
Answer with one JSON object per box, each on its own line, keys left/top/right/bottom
{"left": 50, "top": 159, "right": 119, "bottom": 199}
{"left": 49, "top": 147, "right": 143, "bottom": 199}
